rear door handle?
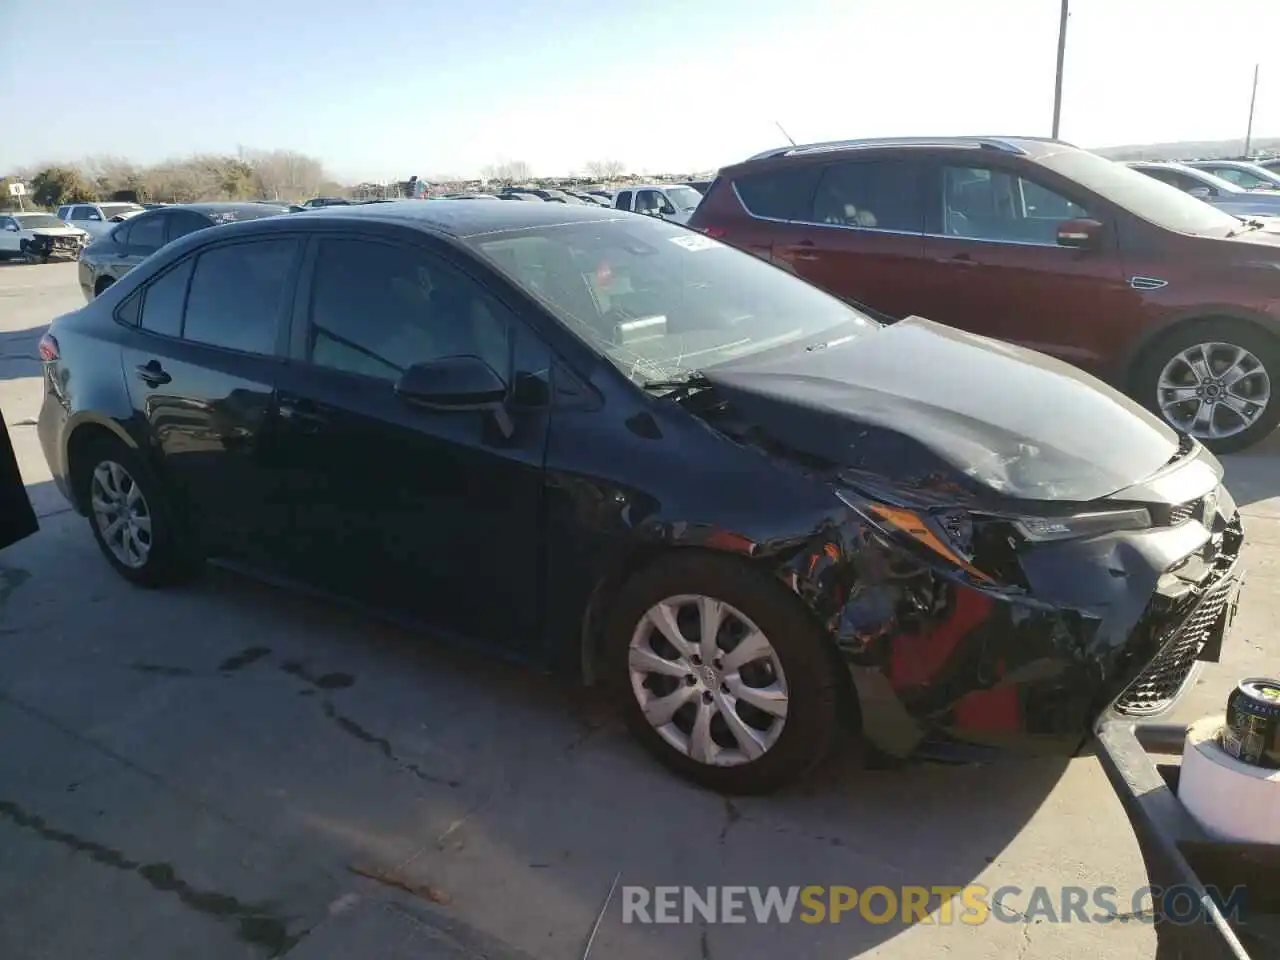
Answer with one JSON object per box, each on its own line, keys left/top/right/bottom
{"left": 949, "top": 253, "right": 978, "bottom": 265}
{"left": 134, "top": 360, "right": 171, "bottom": 387}
{"left": 790, "top": 239, "right": 820, "bottom": 261}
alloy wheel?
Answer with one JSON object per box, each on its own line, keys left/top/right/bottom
{"left": 627, "top": 594, "right": 789, "bottom": 767}
{"left": 90, "top": 460, "right": 153, "bottom": 569}
{"left": 1157, "top": 341, "right": 1272, "bottom": 441}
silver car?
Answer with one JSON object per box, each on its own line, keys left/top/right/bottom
{"left": 1127, "top": 161, "right": 1280, "bottom": 218}
{"left": 1186, "top": 159, "right": 1280, "bottom": 191}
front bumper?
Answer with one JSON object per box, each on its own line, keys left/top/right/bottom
{"left": 781, "top": 486, "right": 1246, "bottom": 761}
{"left": 27, "top": 235, "right": 84, "bottom": 260}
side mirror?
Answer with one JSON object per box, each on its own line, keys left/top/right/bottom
{"left": 3, "top": 224, "right": 17, "bottom": 232}
{"left": 395, "top": 356, "right": 507, "bottom": 410}
{"left": 1056, "top": 218, "right": 1104, "bottom": 250}
{"left": 1187, "top": 186, "right": 1213, "bottom": 200}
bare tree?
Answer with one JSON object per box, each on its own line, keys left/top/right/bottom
{"left": 241, "top": 148, "right": 330, "bottom": 201}
{"left": 481, "top": 159, "right": 531, "bottom": 186}
{"left": 584, "top": 159, "right": 626, "bottom": 181}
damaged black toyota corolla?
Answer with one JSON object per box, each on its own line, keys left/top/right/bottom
{"left": 37, "top": 202, "right": 1245, "bottom": 795}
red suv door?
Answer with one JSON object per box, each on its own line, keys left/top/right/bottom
{"left": 764, "top": 157, "right": 929, "bottom": 320}
{"left": 913, "top": 158, "right": 1132, "bottom": 374}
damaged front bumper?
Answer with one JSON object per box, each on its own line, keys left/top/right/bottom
{"left": 781, "top": 485, "right": 1246, "bottom": 762}
{"left": 26, "top": 234, "right": 84, "bottom": 260}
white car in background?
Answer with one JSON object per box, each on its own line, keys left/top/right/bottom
{"left": 54, "top": 201, "right": 145, "bottom": 239}
{"left": 611, "top": 183, "right": 704, "bottom": 224}
{"left": 0, "top": 212, "right": 90, "bottom": 263}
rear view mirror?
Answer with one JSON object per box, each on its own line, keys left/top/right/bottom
{"left": 395, "top": 356, "right": 507, "bottom": 410}
{"left": 1056, "top": 218, "right": 1104, "bottom": 250}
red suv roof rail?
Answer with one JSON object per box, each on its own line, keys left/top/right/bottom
{"left": 742, "top": 135, "right": 1076, "bottom": 164}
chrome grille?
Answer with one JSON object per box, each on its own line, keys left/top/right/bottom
{"left": 1114, "top": 574, "right": 1237, "bottom": 717}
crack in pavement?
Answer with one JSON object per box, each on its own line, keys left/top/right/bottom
{"left": 0, "top": 797, "right": 309, "bottom": 956}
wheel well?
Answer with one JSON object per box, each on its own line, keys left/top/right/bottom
{"left": 1125, "top": 314, "right": 1279, "bottom": 393}
{"left": 65, "top": 424, "right": 124, "bottom": 512}
{"left": 578, "top": 545, "right": 859, "bottom": 723}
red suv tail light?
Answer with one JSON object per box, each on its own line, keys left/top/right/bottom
{"left": 699, "top": 225, "right": 727, "bottom": 239}
{"left": 38, "top": 332, "right": 59, "bottom": 362}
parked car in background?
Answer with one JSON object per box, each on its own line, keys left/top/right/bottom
{"left": 256, "top": 201, "right": 307, "bottom": 213}
{"left": 587, "top": 189, "right": 615, "bottom": 202}
{"left": 56, "top": 202, "right": 146, "bottom": 239}
{"left": 690, "top": 135, "right": 1280, "bottom": 452}
{"left": 0, "top": 212, "right": 90, "bottom": 263}
{"left": 141, "top": 203, "right": 169, "bottom": 210}
{"left": 302, "top": 197, "right": 350, "bottom": 208}
{"left": 1258, "top": 158, "right": 1280, "bottom": 173}
{"left": 684, "top": 180, "right": 713, "bottom": 194}
{"left": 497, "top": 192, "right": 543, "bottom": 202}
{"left": 440, "top": 193, "right": 502, "bottom": 200}
{"left": 612, "top": 183, "right": 703, "bottom": 223}
{"left": 78, "top": 202, "right": 290, "bottom": 301}
{"left": 36, "top": 200, "right": 1245, "bottom": 794}
{"left": 1185, "top": 159, "right": 1280, "bottom": 191}
{"left": 1127, "top": 161, "right": 1280, "bottom": 218}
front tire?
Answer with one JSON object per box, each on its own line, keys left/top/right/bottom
{"left": 1134, "top": 319, "right": 1280, "bottom": 454}
{"left": 76, "top": 438, "right": 197, "bottom": 588}
{"left": 605, "top": 552, "right": 845, "bottom": 794}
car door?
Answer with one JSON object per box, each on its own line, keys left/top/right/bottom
{"left": 67, "top": 204, "right": 106, "bottom": 237}
{"left": 0, "top": 217, "right": 19, "bottom": 254}
{"left": 119, "top": 236, "right": 303, "bottom": 559}
{"left": 103, "top": 211, "right": 168, "bottom": 280}
{"left": 915, "top": 160, "right": 1131, "bottom": 372}
{"left": 770, "top": 158, "right": 928, "bottom": 319}
{"left": 272, "top": 231, "right": 551, "bottom": 650}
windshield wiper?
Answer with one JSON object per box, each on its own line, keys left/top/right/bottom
{"left": 640, "top": 371, "right": 712, "bottom": 396}
{"left": 1228, "top": 216, "right": 1268, "bottom": 237}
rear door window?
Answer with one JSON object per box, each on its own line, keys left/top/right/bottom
{"left": 182, "top": 239, "right": 299, "bottom": 355}
{"left": 614, "top": 190, "right": 633, "bottom": 211}
{"left": 121, "top": 213, "right": 166, "bottom": 253}
{"left": 807, "top": 160, "right": 923, "bottom": 232}
{"left": 167, "top": 210, "right": 211, "bottom": 242}
{"left": 733, "top": 167, "right": 822, "bottom": 221}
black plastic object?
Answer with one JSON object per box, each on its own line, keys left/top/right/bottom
{"left": 1223, "top": 679, "right": 1280, "bottom": 769}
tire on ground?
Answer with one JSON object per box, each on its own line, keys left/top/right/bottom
{"left": 1132, "top": 318, "right": 1280, "bottom": 455}
{"left": 72, "top": 433, "right": 199, "bottom": 588}
{"left": 604, "top": 550, "right": 847, "bottom": 794}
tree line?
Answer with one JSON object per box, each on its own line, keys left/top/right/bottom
{"left": 2, "top": 150, "right": 345, "bottom": 209}
{"left": 1, "top": 152, "right": 633, "bottom": 210}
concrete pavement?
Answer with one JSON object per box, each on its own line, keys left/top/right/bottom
{"left": 0, "top": 260, "right": 1276, "bottom": 959}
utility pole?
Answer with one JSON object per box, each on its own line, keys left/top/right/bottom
{"left": 1244, "top": 64, "right": 1260, "bottom": 157}
{"left": 1051, "top": 0, "right": 1069, "bottom": 138}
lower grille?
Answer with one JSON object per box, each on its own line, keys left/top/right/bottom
{"left": 1114, "top": 574, "right": 1237, "bottom": 717}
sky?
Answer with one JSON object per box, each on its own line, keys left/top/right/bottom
{"left": 2, "top": 0, "right": 1277, "bottom": 183}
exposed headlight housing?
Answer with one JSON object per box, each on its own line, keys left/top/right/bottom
{"left": 836, "top": 487, "right": 1152, "bottom": 584}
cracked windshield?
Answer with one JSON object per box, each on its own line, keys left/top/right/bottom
{"left": 1, "top": 1, "right": 1279, "bottom": 960}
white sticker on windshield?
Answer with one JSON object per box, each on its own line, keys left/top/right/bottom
{"left": 669, "top": 234, "right": 718, "bottom": 252}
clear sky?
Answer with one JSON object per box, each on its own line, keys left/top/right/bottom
{"left": 2, "top": 0, "right": 1276, "bottom": 182}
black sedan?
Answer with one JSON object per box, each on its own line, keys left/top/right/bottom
{"left": 77, "top": 202, "right": 290, "bottom": 302}
{"left": 37, "top": 201, "right": 1246, "bottom": 794}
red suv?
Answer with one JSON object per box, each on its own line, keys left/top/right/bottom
{"left": 690, "top": 136, "right": 1280, "bottom": 453}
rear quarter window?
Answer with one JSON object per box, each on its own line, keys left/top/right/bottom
{"left": 733, "top": 166, "right": 822, "bottom": 220}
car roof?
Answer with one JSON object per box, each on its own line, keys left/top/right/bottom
{"left": 287, "top": 197, "right": 627, "bottom": 237}
{"left": 727, "top": 135, "right": 1075, "bottom": 171}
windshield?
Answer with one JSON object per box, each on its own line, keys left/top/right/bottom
{"left": 665, "top": 186, "right": 703, "bottom": 210}
{"left": 100, "top": 204, "right": 143, "bottom": 220}
{"left": 14, "top": 215, "right": 67, "bottom": 229}
{"left": 1039, "top": 150, "right": 1242, "bottom": 235}
{"left": 471, "top": 216, "right": 877, "bottom": 383}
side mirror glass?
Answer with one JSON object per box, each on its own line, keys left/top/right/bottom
{"left": 1056, "top": 217, "right": 1104, "bottom": 250}
{"left": 395, "top": 356, "right": 507, "bottom": 410}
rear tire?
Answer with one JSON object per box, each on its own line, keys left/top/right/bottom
{"left": 1133, "top": 319, "right": 1280, "bottom": 455}
{"left": 74, "top": 437, "right": 198, "bottom": 588}
{"left": 604, "top": 551, "right": 845, "bottom": 794}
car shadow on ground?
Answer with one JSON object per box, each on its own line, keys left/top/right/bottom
{"left": 0, "top": 324, "right": 49, "bottom": 384}
{"left": 0, "top": 487, "right": 1079, "bottom": 959}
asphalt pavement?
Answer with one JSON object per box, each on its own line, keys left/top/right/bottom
{"left": 0, "top": 260, "right": 1277, "bottom": 960}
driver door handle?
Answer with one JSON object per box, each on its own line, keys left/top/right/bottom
{"left": 135, "top": 360, "right": 171, "bottom": 387}
{"left": 790, "top": 239, "right": 819, "bottom": 261}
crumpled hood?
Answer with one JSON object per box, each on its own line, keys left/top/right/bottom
{"left": 702, "top": 317, "right": 1183, "bottom": 503}
{"left": 27, "top": 226, "right": 86, "bottom": 238}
